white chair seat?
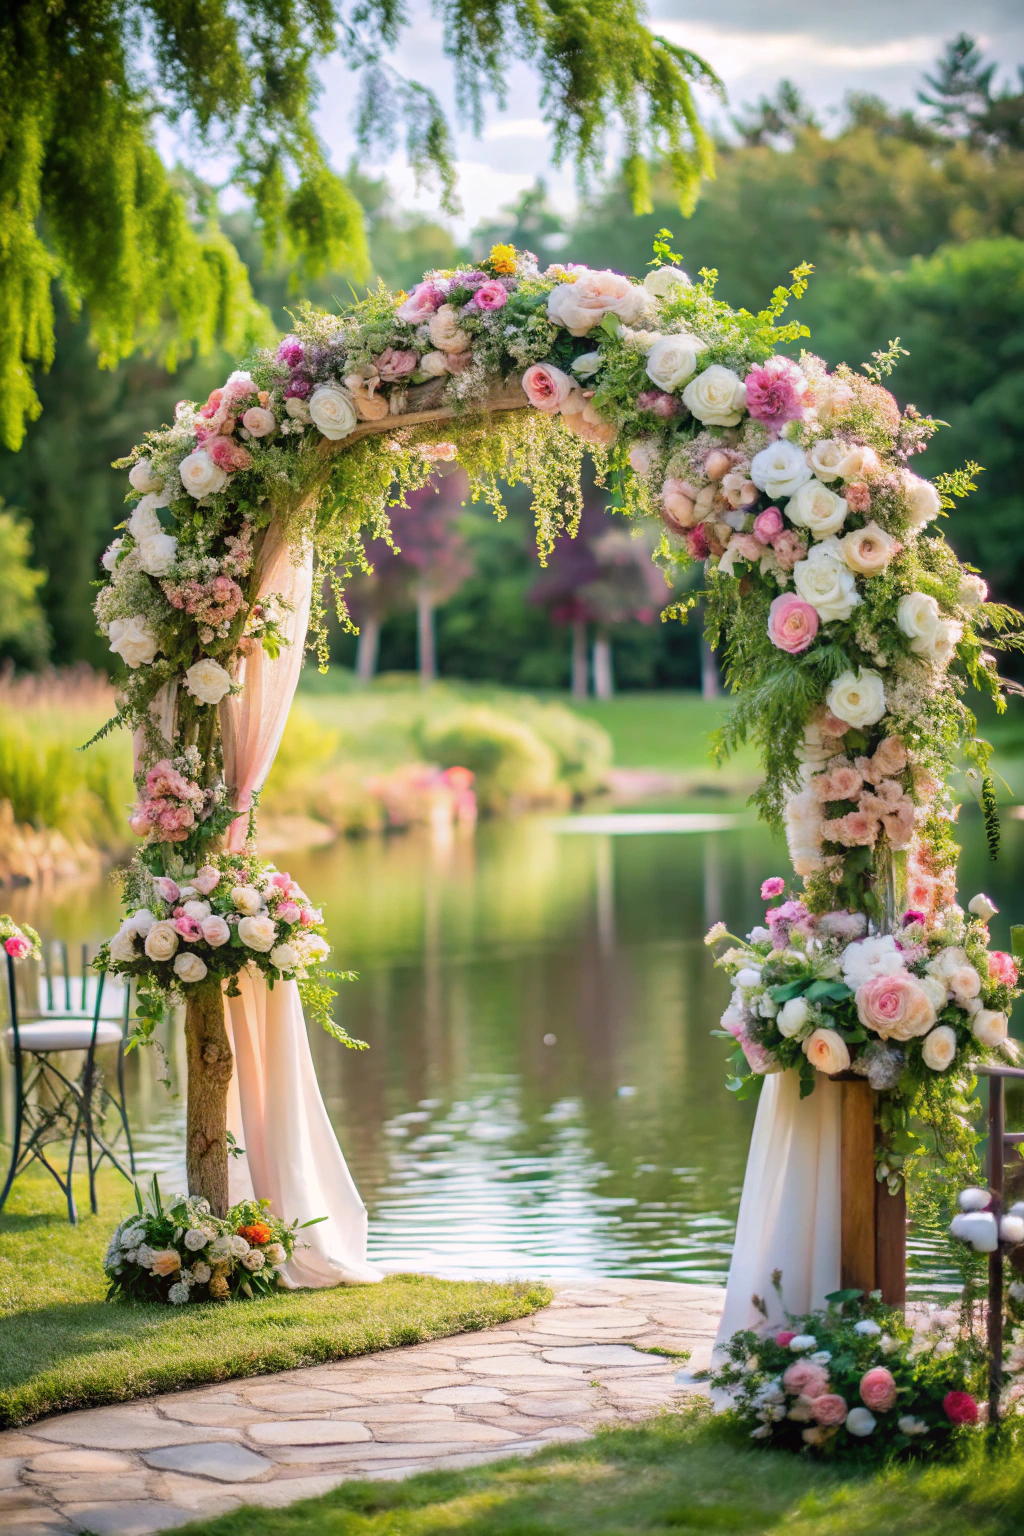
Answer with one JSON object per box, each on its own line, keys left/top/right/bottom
{"left": 5, "top": 1018, "right": 124, "bottom": 1053}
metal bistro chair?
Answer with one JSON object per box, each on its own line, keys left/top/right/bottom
{"left": 1, "top": 943, "right": 136, "bottom": 1223}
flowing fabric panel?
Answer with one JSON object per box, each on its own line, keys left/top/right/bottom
{"left": 715, "top": 1071, "right": 841, "bottom": 1348}
{"left": 219, "top": 523, "right": 314, "bottom": 852}
{"left": 225, "top": 969, "right": 383, "bottom": 1286}
{"left": 132, "top": 681, "right": 179, "bottom": 776}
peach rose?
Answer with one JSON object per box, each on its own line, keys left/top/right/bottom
{"left": 859, "top": 1366, "right": 897, "bottom": 1412}
{"left": 813, "top": 765, "right": 863, "bottom": 803}
{"left": 522, "top": 363, "right": 581, "bottom": 415}
{"left": 829, "top": 810, "right": 879, "bottom": 847}
{"left": 840, "top": 521, "right": 897, "bottom": 576}
{"left": 810, "top": 1393, "right": 848, "bottom": 1425}
{"left": 869, "top": 736, "right": 908, "bottom": 779}
{"left": 150, "top": 1248, "right": 182, "bottom": 1276}
{"left": 804, "top": 1028, "right": 851, "bottom": 1075}
{"left": 783, "top": 1360, "right": 831, "bottom": 1399}
{"left": 856, "top": 973, "right": 936, "bottom": 1041}
{"left": 547, "top": 269, "right": 646, "bottom": 335}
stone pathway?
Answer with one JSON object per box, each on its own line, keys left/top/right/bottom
{"left": 0, "top": 1279, "right": 724, "bottom": 1536}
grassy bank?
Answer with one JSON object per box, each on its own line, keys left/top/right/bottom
{"left": 0, "top": 1171, "right": 550, "bottom": 1427}
{"left": 170, "top": 1404, "right": 1023, "bottom": 1536}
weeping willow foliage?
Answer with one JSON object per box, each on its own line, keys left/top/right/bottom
{"left": 0, "top": 1, "right": 719, "bottom": 451}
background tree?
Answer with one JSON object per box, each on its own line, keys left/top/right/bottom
{"left": 1, "top": 0, "right": 720, "bottom": 450}
{"left": 0, "top": 502, "right": 49, "bottom": 667}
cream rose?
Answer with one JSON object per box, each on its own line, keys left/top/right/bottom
{"left": 179, "top": 449, "right": 228, "bottom": 499}
{"left": 793, "top": 541, "right": 862, "bottom": 623}
{"left": 174, "top": 952, "right": 208, "bottom": 983}
{"left": 129, "top": 458, "right": 163, "bottom": 493}
{"left": 231, "top": 886, "right": 264, "bottom": 917}
{"left": 808, "top": 440, "right": 877, "bottom": 484}
{"left": 201, "top": 915, "right": 231, "bottom": 947}
{"left": 547, "top": 269, "right": 646, "bottom": 335}
{"left": 284, "top": 396, "right": 312, "bottom": 424}
{"left": 804, "top": 1028, "right": 851, "bottom": 1075}
{"left": 826, "top": 669, "right": 887, "bottom": 730}
{"left": 785, "top": 479, "right": 849, "bottom": 539}
{"left": 571, "top": 351, "right": 603, "bottom": 378}
{"left": 129, "top": 496, "right": 164, "bottom": 540}
{"left": 903, "top": 472, "right": 942, "bottom": 530}
{"left": 184, "top": 658, "right": 232, "bottom": 706}
{"left": 108, "top": 616, "right": 161, "bottom": 669}
{"left": 973, "top": 1009, "right": 1009, "bottom": 1049}
{"left": 241, "top": 406, "right": 276, "bottom": 438}
{"left": 298, "top": 933, "right": 330, "bottom": 963}
{"left": 856, "top": 972, "right": 936, "bottom": 1041}
{"left": 136, "top": 532, "right": 178, "bottom": 577}
{"left": 897, "top": 591, "right": 939, "bottom": 644}
{"left": 144, "top": 921, "right": 179, "bottom": 962}
{"left": 308, "top": 384, "right": 358, "bottom": 441}
{"left": 681, "top": 365, "right": 746, "bottom": 426}
{"left": 645, "top": 334, "right": 704, "bottom": 392}
{"left": 270, "top": 942, "right": 299, "bottom": 971}
{"left": 418, "top": 350, "right": 450, "bottom": 378}
{"left": 922, "top": 1025, "right": 957, "bottom": 1072}
{"left": 238, "top": 915, "right": 277, "bottom": 952}
{"left": 751, "top": 440, "right": 813, "bottom": 500}
{"left": 108, "top": 927, "right": 138, "bottom": 963}
{"left": 840, "top": 522, "right": 896, "bottom": 576}
{"left": 643, "top": 265, "right": 690, "bottom": 297}
{"left": 428, "top": 304, "right": 471, "bottom": 354}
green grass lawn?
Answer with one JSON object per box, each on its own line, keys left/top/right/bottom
{"left": 0, "top": 1170, "right": 550, "bottom": 1428}
{"left": 169, "top": 1405, "right": 1024, "bottom": 1536}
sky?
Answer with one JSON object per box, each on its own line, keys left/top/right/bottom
{"left": 173, "top": 2, "right": 1024, "bottom": 237}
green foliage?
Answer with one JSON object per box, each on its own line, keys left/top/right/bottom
{"left": 0, "top": 503, "right": 48, "bottom": 665}
{"left": 418, "top": 705, "right": 560, "bottom": 814}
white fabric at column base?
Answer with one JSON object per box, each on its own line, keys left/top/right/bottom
{"left": 224, "top": 969, "right": 383, "bottom": 1287}
{"left": 714, "top": 1071, "right": 841, "bottom": 1351}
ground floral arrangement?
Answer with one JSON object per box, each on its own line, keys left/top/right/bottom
{"left": 104, "top": 1177, "right": 319, "bottom": 1303}
{"left": 704, "top": 1278, "right": 997, "bottom": 1458}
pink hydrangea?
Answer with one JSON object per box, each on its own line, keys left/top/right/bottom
{"left": 771, "top": 529, "right": 807, "bottom": 571}
{"left": 744, "top": 356, "right": 807, "bottom": 429}
{"left": 845, "top": 482, "right": 872, "bottom": 513}
{"left": 637, "top": 389, "right": 680, "bottom": 418}
{"left": 146, "top": 761, "right": 192, "bottom": 800}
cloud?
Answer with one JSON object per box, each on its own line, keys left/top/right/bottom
{"left": 482, "top": 118, "right": 550, "bottom": 141}
{"left": 652, "top": 22, "right": 949, "bottom": 80}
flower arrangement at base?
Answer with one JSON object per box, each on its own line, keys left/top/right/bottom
{"left": 104, "top": 1177, "right": 319, "bottom": 1303}
{"left": 703, "top": 1276, "right": 987, "bottom": 1459}
{"left": 0, "top": 916, "right": 41, "bottom": 963}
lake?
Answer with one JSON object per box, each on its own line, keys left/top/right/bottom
{"left": 6, "top": 805, "right": 1022, "bottom": 1294}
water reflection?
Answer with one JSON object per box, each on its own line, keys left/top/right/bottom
{"left": 5, "top": 808, "right": 1022, "bottom": 1291}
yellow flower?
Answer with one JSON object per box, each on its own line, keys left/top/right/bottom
{"left": 489, "top": 244, "right": 517, "bottom": 275}
{"left": 394, "top": 290, "right": 407, "bottom": 305}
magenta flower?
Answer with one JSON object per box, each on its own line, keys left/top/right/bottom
{"left": 276, "top": 337, "right": 305, "bottom": 368}
{"left": 284, "top": 376, "right": 312, "bottom": 400}
{"left": 744, "top": 356, "right": 807, "bottom": 429}
{"left": 468, "top": 279, "right": 509, "bottom": 311}
{"left": 761, "top": 877, "right": 786, "bottom": 900}
{"left": 5, "top": 934, "right": 31, "bottom": 960}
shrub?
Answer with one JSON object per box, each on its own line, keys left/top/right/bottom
{"left": 418, "top": 706, "right": 562, "bottom": 814}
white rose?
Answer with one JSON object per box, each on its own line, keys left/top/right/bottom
{"left": 129, "top": 458, "right": 163, "bottom": 493}
{"left": 643, "top": 265, "right": 690, "bottom": 297}
{"left": 922, "top": 1025, "right": 957, "bottom": 1071}
{"left": 903, "top": 471, "right": 942, "bottom": 530}
{"left": 184, "top": 1227, "right": 209, "bottom": 1251}
{"left": 428, "top": 304, "right": 471, "bottom": 354}
{"left": 958, "top": 574, "right": 987, "bottom": 608}
{"left": 238, "top": 915, "right": 277, "bottom": 952}
{"left": 681, "top": 365, "right": 747, "bottom": 427}
{"left": 136, "top": 532, "right": 178, "bottom": 576}
{"left": 785, "top": 479, "right": 849, "bottom": 539}
{"left": 840, "top": 521, "right": 897, "bottom": 576}
{"left": 926, "top": 946, "right": 969, "bottom": 984}
{"left": 128, "top": 496, "right": 164, "bottom": 540}
{"left": 264, "top": 1242, "right": 286, "bottom": 1266}
{"left": 826, "top": 669, "right": 886, "bottom": 729}
{"left": 231, "top": 886, "right": 264, "bottom": 916}
{"left": 270, "top": 942, "right": 299, "bottom": 971}
{"left": 547, "top": 269, "right": 646, "bottom": 335}
{"left": 919, "top": 975, "right": 948, "bottom": 1013}
{"left": 284, "top": 396, "right": 312, "bottom": 423}
{"left": 968, "top": 893, "right": 998, "bottom": 921}
{"left": 846, "top": 1407, "right": 876, "bottom": 1437}
{"left": 571, "top": 351, "right": 603, "bottom": 378}
{"left": 793, "top": 541, "right": 862, "bottom": 622}
{"left": 101, "top": 538, "right": 123, "bottom": 572}
{"left": 182, "top": 900, "right": 211, "bottom": 921}
{"left": 297, "top": 933, "right": 330, "bottom": 963}
{"left": 241, "top": 406, "right": 276, "bottom": 438}
{"left": 751, "top": 439, "right": 813, "bottom": 499}
{"left": 108, "top": 615, "right": 161, "bottom": 668}
{"left": 144, "top": 921, "right": 179, "bottom": 962}
{"left": 777, "top": 996, "right": 811, "bottom": 1038}
{"left": 129, "top": 908, "right": 157, "bottom": 937}
{"left": 897, "top": 591, "right": 939, "bottom": 644}
{"left": 184, "top": 658, "right": 232, "bottom": 706}
{"left": 973, "top": 1009, "right": 1008, "bottom": 1049}
{"left": 241, "top": 1248, "right": 266, "bottom": 1271}
{"left": 308, "top": 384, "right": 359, "bottom": 440}
{"left": 418, "top": 350, "right": 450, "bottom": 377}
{"left": 841, "top": 934, "right": 905, "bottom": 990}
{"left": 179, "top": 449, "right": 229, "bottom": 499}
{"left": 174, "top": 952, "right": 208, "bottom": 983}
{"left": 108, "top": 927, "right": 138, "bottom": 963}
{"left": 645, "top": 334, "right": 704, "bottom": 392}
{"left": 808, "top": 440, "right": 875, "bottom": 483}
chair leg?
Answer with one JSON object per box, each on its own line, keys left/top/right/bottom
{"left": 0, "top": 1075, "right": 25, "bottom": 1215}
{"left": 116, "top": 1041, "right": 137, "bottom": 1176}
{"left": 64, "top": 1110, "right": 81, "bottom": 1226}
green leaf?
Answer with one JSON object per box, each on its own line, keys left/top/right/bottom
{"left": 769, "top": 981, "right": 805, "bottom": 1004}
{"left": 804, "top": 980, "right": 853, "bottom": 1003}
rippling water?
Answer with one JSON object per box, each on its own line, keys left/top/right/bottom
{"left": 7, "top": 806, "right": 1022, "bottom": 1293}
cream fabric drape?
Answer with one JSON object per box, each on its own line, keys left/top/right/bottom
{"left": 219, "top": 521, "right": 315, "bottom": 851}
{"left": 224, "top": 970, "right": 382, "bottom": 1286}
{"left": 715, "top": 1072, "right": 841, "bottom": 1346}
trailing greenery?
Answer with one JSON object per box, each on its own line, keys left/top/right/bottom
{"left": 0, "top": 1169, "right": 550, "bottom": 1427}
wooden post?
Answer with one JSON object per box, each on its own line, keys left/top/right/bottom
{"left": 184, "top": 978, "right": 233, "bottom": 1216}
{"left": 874, "top": 1158, "right": 907, "bottom": 1306}
{"left": 840, "top": 1078, "right": 876, "bottom": 1294}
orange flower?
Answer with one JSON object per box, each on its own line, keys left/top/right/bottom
{"left": 489, "top": 243, "right": 517, "bottom": 275}
{"left": 238, "top": 1222, "right": 272, "bottom": 1245}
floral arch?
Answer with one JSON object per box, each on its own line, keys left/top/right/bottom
{"left": 94, "top": 241, "right": 1021, "bottom": 1310}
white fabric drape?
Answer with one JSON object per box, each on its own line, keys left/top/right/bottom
{"left": 133, "top": 681, "right": 178, "bottom": 777}
{"left": 219, "top": 522, "right": 315, "bottom": 851}
{"left": 715, "top": 1072, "right": 841, "bottom": 1348}
{"left": 224, "top": 970, "right": 382, "bottom": 1286}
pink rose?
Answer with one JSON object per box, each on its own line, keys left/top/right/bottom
{"left": 207, "top": 436, "right": 253, "bottom": 472}
{"left": 276, "top": 901, "right": 301, "bottom": 924}
{"left": 771, "top": 529, "right": 807, "bottom": 571}
{"left": 153, "top": 877, "right": 181, "bottom": 904}
{"left": 744, "top": 355, "right": 807, "bottom": 429}
{"left": 522, "top": 363, "right": 580, "bottom": 415}
{"left": 376, "top": 348, "right": 419, "bottom": 382}
{"left": 767, "top": 594, "right": 819, "bottom": 655}
{"left": 469, "top": 279, "right": 508, "bottom": 311}
{"left": 856, "top": 972, "right": 936, "bottom": 1041}
{"left": 396, "top": 281, "right": 444, "bottom": 322}
{"left": 201, "top": 915, "right": 231, "bottom": 947}
{"left": 192, "top": 867, "right": 221, "bottom": 896}
{"left": 882, "top": 802, "right": 915, "bottom": 848}
{"left": 810, "top": 1394, "right": 848, "bottom": 1426}
{"left": 685, "top": 525, "right": 710, "bottom": 561}
{"left": 753, "top": 507, "right": 783, "bottom": 543}
{"left": 859, "top": 1367, "right": 897, "bottom": 1412}
{"left": 784, "top": 1360, "right": 831, "bottom": 1399}
{"left": 844, "top": 481, "right": 872, "bottom": 513}
{"left": 241, "top": 406, "right": 276, "bottom": 438}
{"left": 299, "top": 906, "right": 320, "bottom": 927}
{"left": 5, "top": 934, "right": 31, "bottom": 960}
{"left": 828, "top": 810, "right": 879, "bottom": 848}
{"left": 988, "top": 951, "right": 1018, "bottom": 988}
{"left": 775, "top": 1331, "right": 797, "bottom": 1347}
{"left": 173, "top": 915, "right": 203, "bottom": 942}
{"left": 814, "top": 766, "right": 863, "bottom": 803}
{"left": 129, "top": 812, "right": 153, "bottom": 836}
{"left": 869, "top": 736, "right": 908, "bottom": 779}
{"left": 761, "top": 877, "right": 786, "bottom": 899}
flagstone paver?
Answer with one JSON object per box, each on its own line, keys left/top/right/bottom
{"left": 0, "top": 1278, "right": 723, "bottom": 1534}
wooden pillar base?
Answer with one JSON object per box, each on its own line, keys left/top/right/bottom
{"left": 838, "top": 1076, "right": 906, "bottom": 1306}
